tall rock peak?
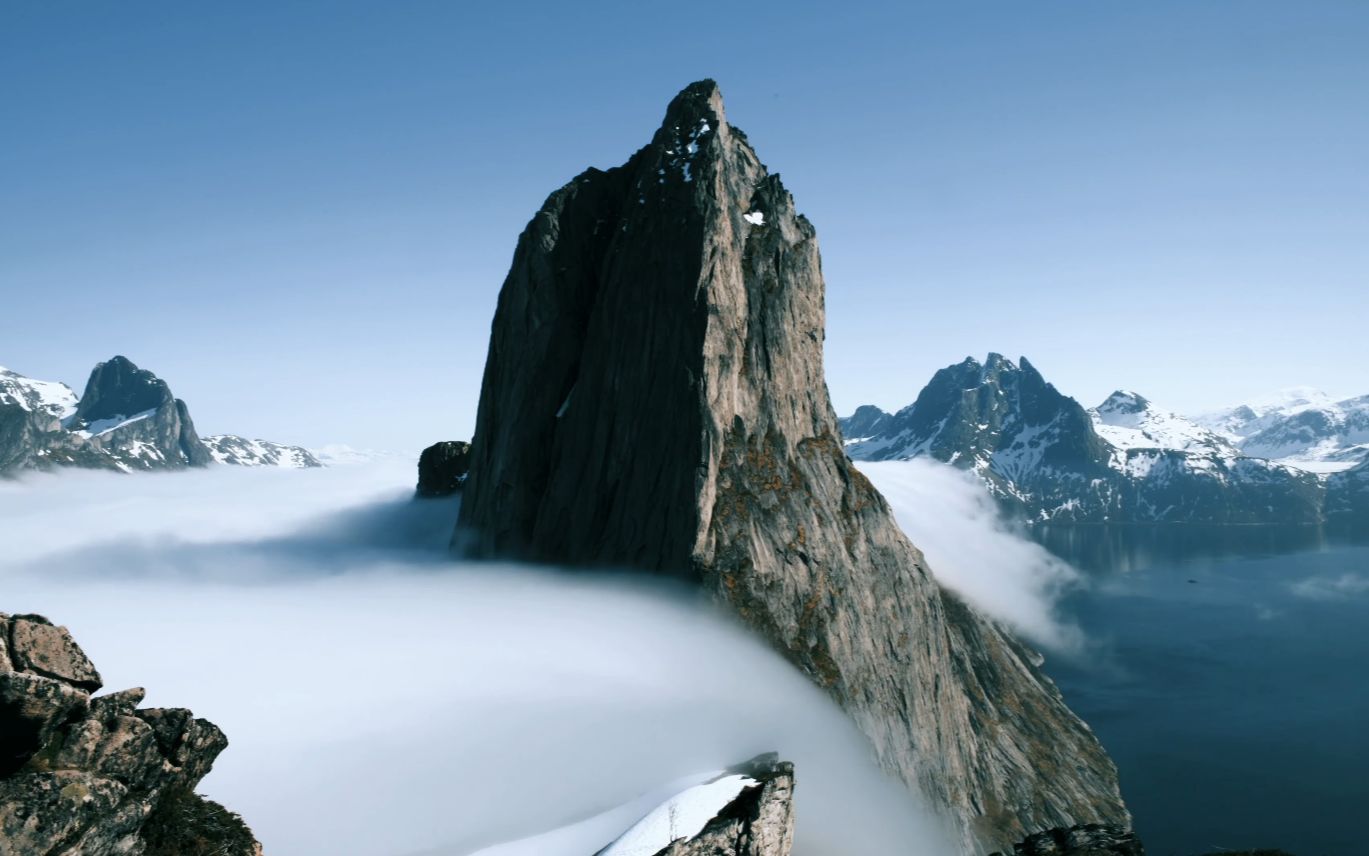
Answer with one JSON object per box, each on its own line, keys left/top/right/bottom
{"left": 458, "top": 82, "right": 1128, "bottom": 853}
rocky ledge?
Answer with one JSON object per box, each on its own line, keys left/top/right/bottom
{"left": 0, "top": 612, "right": 258, "bottom": 856}
{"left": 992, "top": 823, "right": 1143, "bottom": 855}
{"left": 597, "top": 754, "right": 794, "bottom": 856}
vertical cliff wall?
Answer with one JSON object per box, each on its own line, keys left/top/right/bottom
{"left": 458, "top": 80, "right": 1127, "bottom": 853}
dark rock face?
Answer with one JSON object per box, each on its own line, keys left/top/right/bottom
{"left": 416, "top": 441, "right": 471, "bottom": 497}
{"left": 1327, "top": 458, "right": 1369, "bottom": 523}
{"left": 0, "top": 611, "right": 259, "bottom": 855}
{"left": 66, "top": 356, "right": 213, "bottom": 470}
{"left": 992, "top": 823, "right": 1144, "bottom": 856}
{"left": 843, "top": 355, "right": 1327, "bottom": 525}
{"left": 643, "top": 754, "right": 794, "bottom": 856}
{"left": 458, "top": 80, "right": 1128, "bottom": 853}
{"left": 73, "top": 356, "right": 178, "bottom": 428}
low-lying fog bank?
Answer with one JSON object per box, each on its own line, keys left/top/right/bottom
{"left": 1, "top": 462, "right": 958, "bottom": 855}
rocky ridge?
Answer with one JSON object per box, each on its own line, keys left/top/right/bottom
{"left": 0, "top": 612, "right": 258, "bottom": 855}
{"left": 457, "top": 81, "right": 1128, "bottom": 853}
{"left": 840, "top": 355, "right": 1328, "bottom": 525}
{"left": 203, "top": 435, "right": 322, "bottom": 468}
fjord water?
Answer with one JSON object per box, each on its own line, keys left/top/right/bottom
{"left": 1037, "top": 527, "right": 1369, "bottom": 856}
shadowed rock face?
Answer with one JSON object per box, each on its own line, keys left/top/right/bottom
{"left": 457, "top": 80, "right": 1128, "bottom": 853}
{"left": 416, "top": 440, "right": 471, "bottom": 497}
{"left": 67, "top": 356, "right": 214, "bottom": 470}
{"left": 0, "top": 612, "right": 258, "bottom": 855}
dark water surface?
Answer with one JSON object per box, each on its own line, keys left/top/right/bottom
{"left": 1037, "top": 527, "right": 1369, "bottom": 856}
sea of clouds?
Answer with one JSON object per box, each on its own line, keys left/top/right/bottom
{"left": 1, "top": 459, "right": 965, "bottom": 855}
{"left": 0, "top": 454, "right": 1117, "bottom": 854}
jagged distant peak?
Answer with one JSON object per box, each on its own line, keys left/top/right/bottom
{"left": 74, "top": 355, "right": 176, "bottom": 426}
{"left": 1096, "top": 390, "right": 1152, "bottom": 416}
{"left": 1, "top": 358, "right": 319, "bottom": 476}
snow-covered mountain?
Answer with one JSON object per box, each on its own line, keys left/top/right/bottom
{"left": 1197, "top": 390, "right": 1369, "bottom": 473}
{"left": 1, "top": 357, "right": 321, "bottom": 475}
{"left": 0, "top": 367, "right": 78, "bottom": 420}
{"left": 1091, "top": 391, "right": 1237, "bottom": 458}
{"left": 203, "top": 435, "right": 322, "bottom": 468}
{"left": 839, "top": 355, "right": 1328, "bottom": 525}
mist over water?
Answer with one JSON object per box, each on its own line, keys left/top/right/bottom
{"left": 858, "top": 460, "right": 1085, "bottom": 655}
{"left": 0, "top": 462, "right": 962, "bottom": 855}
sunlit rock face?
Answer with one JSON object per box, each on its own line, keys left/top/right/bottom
{"left": 458, "top": 80, "right": 1129, "bottom": 853}
{"left": 0, "top": 612, "right": 259, "bottom": 855}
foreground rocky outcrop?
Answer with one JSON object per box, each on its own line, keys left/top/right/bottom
{"left": 0, "top": 612, "right": 258, "bottom": 855}
{"left": 597, "top": 754, "right": 794, "bottom": 856}
{"left": 457, "top": 80, "right": 1128, "bottom": 853}
{"left": 1, "top": 357, "right": 320, "bottom": 475}
{"left": 415, "top": 440, "right": 471, "bottom": 497}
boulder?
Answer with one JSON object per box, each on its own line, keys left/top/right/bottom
{"left": 416, "top": 440, "right": 471, "bottom": 497}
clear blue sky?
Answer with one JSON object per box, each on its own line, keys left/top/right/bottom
{"left": 3, "top": 2, "right": 1367, "bottom": 451}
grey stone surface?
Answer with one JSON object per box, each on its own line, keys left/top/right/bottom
{"left": 457, "top": 80, "right": 1128, "bottom": 853}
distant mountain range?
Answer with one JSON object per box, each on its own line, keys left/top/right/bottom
{"left": 840, "top": 354, "right": 1367, "bottom": 526}
{"left": 1, "top": 356, "right": 320, "bottom": 475}
{"left": 1195, "top": 388, "right": 1369, "bottom": 472}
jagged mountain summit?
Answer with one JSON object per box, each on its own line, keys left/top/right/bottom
{"left": 0, "top": 357, "right": 320, "bottom": 475}
{"left": 839, "top": 355, "right": 1326, "bottom": 525}
{"left": 65, "top": 355, "right": 215, "bottom": 470}
{"left": 1197, "top": 389, "right": 1369, "bottom": 473}
{"left": 457, "top": 81, "right": 1127, "bottom": 853}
